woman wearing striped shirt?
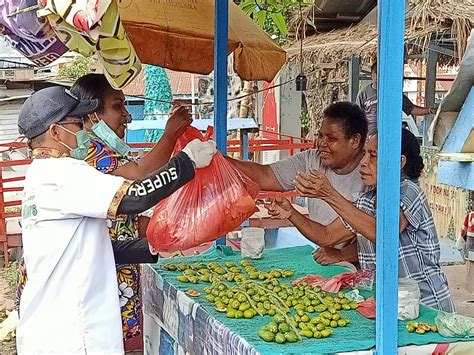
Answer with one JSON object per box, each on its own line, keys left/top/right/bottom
{"left": 267, "top": 129, "right": 454, "bottom": 312}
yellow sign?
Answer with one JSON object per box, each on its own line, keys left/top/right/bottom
{"left": 420, "top": 147, "right": 472, "bottom": 240}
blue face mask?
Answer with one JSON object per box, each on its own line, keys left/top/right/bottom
{"left": 90, "top": 113, "right": 131, "bottom": 156}
{"left": 56, "top": 125, "right": 91, "bottom": 160}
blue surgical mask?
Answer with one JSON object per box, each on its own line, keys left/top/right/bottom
{"left": 56, "top": 125, "right": 91, "bottom": 160}
{"left": 90, "top": 113, "right": 131, "bottom": 156}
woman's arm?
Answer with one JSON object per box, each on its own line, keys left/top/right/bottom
{"left": 295, "top": 170, "right": 409, "bottom": 241}
{"left": 112, "top": 239, "right": 158, "bottom": 264}
{"left": 313, "top": 243, "right": 359, "bottom": 265}
{"left": 226, "top": 157, "right": 285, "bottom": 191}
{"left": 266, "top": 197, "right": 355, "bottom": 247}
{"left": 137, "top": 215, "right": 150, "bottom": 238}
{"left": 113, "top": 105, "right": 192, "bottom": 180}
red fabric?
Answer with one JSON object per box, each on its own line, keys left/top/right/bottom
{"left": 291, "top": 270, "right": 374, "bottom": 293}
{"left": 147, "top": 126, "right": 259, "bottom": 252}
{"left": 262, "top": 81, "right": 278, "bottom": 139}
{"left": 124, "top": 335, "right": 143, "bottom": 352}
{"left": 357, "top": 297, "right": 376, "bottom": 319}
{"left": 432, "top": 343, "right": 449, "bottom": 355}
{"left": 460, "top": 212, "right": 474, "bottom": 241}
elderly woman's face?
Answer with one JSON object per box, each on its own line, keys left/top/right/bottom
{"left": 316, "top": 118, "right": 362, "bottom": 171}
{"left": 359, "top": 135, "right": 378, "bottom": 187}
{"left": 96, "top": 88, "right": 130, "bottom": 139}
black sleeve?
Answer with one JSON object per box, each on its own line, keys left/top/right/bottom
{"left": 117, "top": 152, "right": 195, "bottom": 215}
{"left": 402, "top": 94, "right": 414, "bottom": 115}
{"left": 112, "top": 238, "right": 158, "bottom": 264}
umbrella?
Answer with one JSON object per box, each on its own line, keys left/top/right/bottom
{"left": 0, "top": 0, "right": 68, "bottom": 66}
{"left": 1, "top": 0, "right": 285, "bottom": 85}
{"left": 118, "top": 0, "right": 286, "bottom": 82}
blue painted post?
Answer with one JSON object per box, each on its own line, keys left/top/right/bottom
{"left": 214, "top": 0, "right": 228, "bottom": 246}
{"left": 376, "top": 0, "right": 406, "bottom": 353}
{"left": 214, "top": 0, "right": 228, "bottom": 154}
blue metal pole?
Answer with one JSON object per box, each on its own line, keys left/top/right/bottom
{"left": 214, "top": 0, "right": 228, "bottom": 154}
{"left": 214, "top": 0, "right": 228, "bottom": 246}
{"left": 375, "top": 0, "right": 406, "bottom": 353}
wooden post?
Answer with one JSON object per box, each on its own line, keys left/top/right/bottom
{"left": 423, "top": 46, "right": 438, "bottom": 146}
{"left": 348, "top": 55, "right": 360, "bottom": 103}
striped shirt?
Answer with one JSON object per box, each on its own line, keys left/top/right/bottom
{"left": 343, "top": 179, "right": 455, "bottom": 312}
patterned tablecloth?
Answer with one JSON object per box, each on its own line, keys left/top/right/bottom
{"left": 142, "top": 246, "right": 474, "bottom": 355}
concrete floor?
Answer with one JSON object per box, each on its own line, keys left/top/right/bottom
{"left": 442, "top": 263, "right": 474, "bottom": 317}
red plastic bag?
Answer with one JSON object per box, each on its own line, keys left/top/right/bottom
{"left": 357, "top": 297, "right": 376, "bottom": 319}
{"left": 291, "top": 269, "right": 375, "bottom": 293}
{"left": 147, "top": 126, "right": 259, "bottom": 252}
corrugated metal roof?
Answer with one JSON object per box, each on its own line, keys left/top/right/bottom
{"left": 123, "top": 69, "right": 198, "bottom": 97}
{"left": 0, "top": 102, "right": 23, "bottom": 144}
{"left": 0, "top": 88, "right": 33, "bottom": 100}
{"left": 305, "top": 0, "right": 377, "bottom": 32}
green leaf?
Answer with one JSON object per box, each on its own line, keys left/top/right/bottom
{"left": 256, "top": 11, "right": 267, "bottom": 28}
{"left": 238, "top": 0, "right": 255, "bottom": 9}
{"left": 270, "top": 12, "right": 287, "bottom": 36}
{"left": 241, "top": 4, "right": 257, "bottom": 14}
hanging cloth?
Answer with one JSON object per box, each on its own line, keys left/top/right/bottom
{"left": 38, "top": 0, "right": 141, "bottom": 89}
{"left": 0, "top": 0, "right": 68, "bottom": 66}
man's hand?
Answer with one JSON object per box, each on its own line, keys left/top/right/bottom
{"left": 164, "top": 104, "right": 193, "bottom": 139}
{"left": 264, "top": 197, "right": 293, "bottom": 219}
{"left": 312, "top": 247, "right": 343, "bottom": 265}
{"left": 295, "top": 170, "right": 334, "bottom": 200}
{"left": 182, "top": 139, "right": 217, "bottom": 168}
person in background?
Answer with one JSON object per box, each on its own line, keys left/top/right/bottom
{"left": 228, "top": 102, "right": 369, "bottom": 264}
{"left": 16, "top": 86, "right": 216, "bottom": 354}
{"left": 267, "top": 129, "right": 454, "bottom": 312}
{"left": 16, "top": 73, "right": 192, "bottom": 352}
{"left": 356, "top": 61, "right": 437, "bottom": 135}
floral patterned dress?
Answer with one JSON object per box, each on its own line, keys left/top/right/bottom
{"left": 17, "top": 133, "right": 143, "bottom": 341}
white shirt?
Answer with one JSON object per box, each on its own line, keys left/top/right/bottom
{"left": 17, "top": 157, "right": 128, "bottom": 355}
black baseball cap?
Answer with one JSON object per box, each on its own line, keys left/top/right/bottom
{"left": 18, "top": 86, "right": 99, "bottom": 139}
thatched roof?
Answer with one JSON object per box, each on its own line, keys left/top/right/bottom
{"left": 287, "top": 0, "right": 473, "bottom": 62}
{"left": 287, "top": 23, "right": 378, "bottom": 70}
{"left": 284, "top": 0, "right": 473, "bottom": 138}
{"left": 287, "top": 2, "right": 474, "bottom": 65}
{"left": 409, "top": 0, "right": 474, "bottom": 59}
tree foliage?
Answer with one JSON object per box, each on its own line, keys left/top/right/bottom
{"left": 57, "top": 56, "right": 91, "bottom": 80}
{"left": 237, "top": 0, "right": 312, "bottom": 42}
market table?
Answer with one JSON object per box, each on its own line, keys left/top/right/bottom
{"left": 142, "top": 246, "right": 474, "bottom": 354}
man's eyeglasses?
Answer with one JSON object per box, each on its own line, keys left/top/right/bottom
{"left": 57, "top": 118, "right": 84, "bottom": 130}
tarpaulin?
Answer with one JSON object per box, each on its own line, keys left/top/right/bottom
{"left": 118, "top": 0, "right": 285, "bottom": 82}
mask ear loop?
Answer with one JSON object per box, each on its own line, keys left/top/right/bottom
{"left": 91, "top": 112, "right": 101, "bottom": 125}
{"left": 49, "top": 124, "right": 74, "bottom": 152}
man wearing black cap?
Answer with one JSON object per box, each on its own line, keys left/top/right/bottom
{"left": 16, "top": 86, "right": 216, "bottom": 354}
